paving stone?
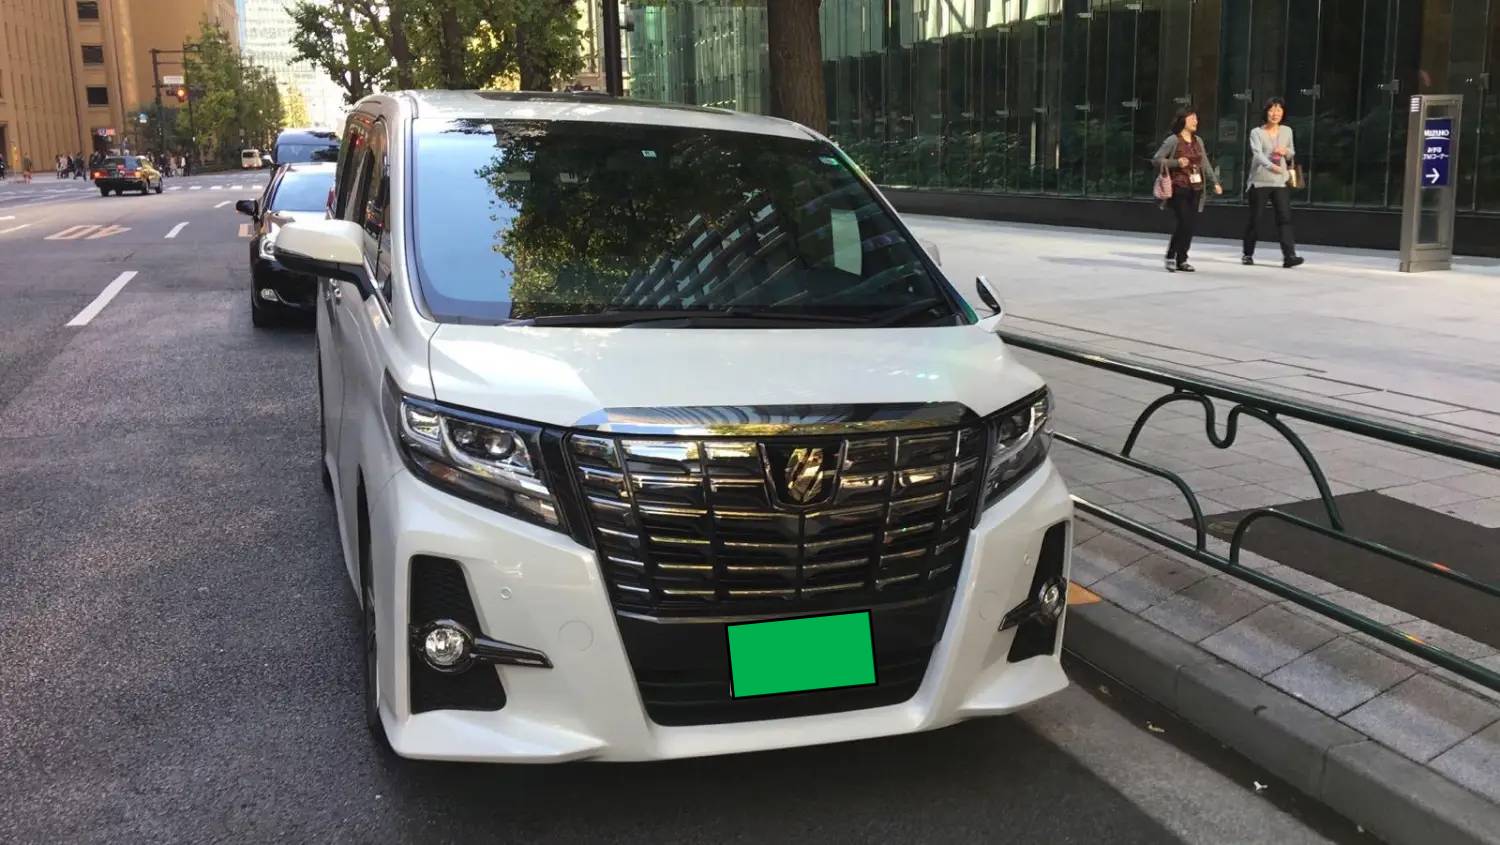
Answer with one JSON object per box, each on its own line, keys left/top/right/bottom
{"left": 1380, "top": 482, "right": 1486, "bottom": 508}
{"left": 1428, "top": 654, "right": 1500, "bottom": 706}
{"left": 1437, "top": 471, "right": 1500, "bottom": 499}
{"left": 1257, "top": 475, "right": 1359, "bottom": 501}
{"left": 1059, "top": 460, "right": 1144, "bottom": 485}
{"left": 1141, "top": 577, "right": 1270, "bottom": 643}
{"left": 1344, "top": 674, "right": 1500, "bottom": 763}
{"left": 1094, "top": 476, "right": 1186, "bottom": 502}
{"left": 1323, "top": 590, "right": 1420, "bottom": 626}
{"left": 1259, "top": 375, "right": 1371, "bottom": 397}
{"left": 1429, "top": 719, "right": 1500, "bottom": 804}
{"left": 1074, "top": 530, "right": 1155, "bottom": 571}
{"left": 1341, "top": 391, "right": 1465, "bottom": 417}
{"left": 1425, "top": 409, "right": 1500, "bottom": 435}
{"left": 1215, "top": 462, "right": 1309, "bottom": 485}
{"left": 1206, "top": 360, "right": 1311, "bottom": 380}
{"left": 1439, "top": 497, "right": 1500, "bottom": 528}
{"left": 1381, "top": 456, "right": 1478, "bottom": 483}
{"left": 1391, "top": 620, "right": 1499, "bottom": 662}
{"left": 1090, "top": 553, "right": 1211, "bottom": 613}
{"left": 1200, "top": 604, "right": 1341, "bottom": 677}
{"left": 1173, "top": 468, "right": 1249, "bottom": 492}
{"left": 1318, "top": 462, "right": 1420, "bottom": 491}
{"left": 1265, "top": 638, "right": 1418, "bottom": 717}
{"left": 1201, "top": 483, "right": 1290, "bottom": 510}
{"left": 1279, "top": 599, "right": 1356, "bottom": 634}
{"left": 1254, "top": 563, "right": 1345, "bottom": 596}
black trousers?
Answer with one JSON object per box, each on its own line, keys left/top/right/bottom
{"left": 1166, "top": 188, "right": 1201, "bottom": 262}
{"left": 1243, "top": 186, "right": 1296, "bottom": 259}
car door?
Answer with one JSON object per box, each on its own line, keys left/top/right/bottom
{"left": 333, "top": 118, "right": 397, "bottom": 564}
{"left": 318, "top": 125, "right": 364, "bottom": 499}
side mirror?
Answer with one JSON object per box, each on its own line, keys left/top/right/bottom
{"left": 235, "top": 198, "right": 258, "bottom": 217}
{"left": 274, "top": 219, "right": 372, "bottom": 296}
{"left": 975, "top": 275, "right": 1004, "bottom": 332}
{"left": 918, "top": 238, "right": 942, "bottom": 266}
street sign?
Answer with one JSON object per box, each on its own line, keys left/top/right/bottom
{"left": 1422, "top": 117, "right": 1452, "bottom": 187}
{"left": 163, "top": 74, "right": 184, "bottom": 85}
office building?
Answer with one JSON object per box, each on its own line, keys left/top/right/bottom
{"left": 624, "top": 0, "right": 1500, "bottom": 254}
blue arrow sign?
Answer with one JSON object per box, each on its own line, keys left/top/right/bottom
{"left": 1422, "top": 117, "right": 1452, "bottom": 187}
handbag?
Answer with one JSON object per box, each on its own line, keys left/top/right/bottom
{"left": 1153, "top": 161, "right": 1174, "bottom": 202}
{"left": 1287, "top": 159, "right": 1303, "bottom": 189}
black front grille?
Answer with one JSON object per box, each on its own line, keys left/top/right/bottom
{"left": 567, "top": 424, "right": 986, "bottom": 616}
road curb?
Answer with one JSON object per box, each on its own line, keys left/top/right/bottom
{"left": 1063, "top": 600, "right": 1500, "bottom": 845}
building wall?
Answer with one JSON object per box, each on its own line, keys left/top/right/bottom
{"left": 623, "top": 0, "right": 1500, "bottom": 222}
{"left": 240, "top": 0, "right": 345, "bottom": 129}
{"left": 0, "top": 0, "right": 85, "bottom": 169}
{"left": 124, "top": 0, "right": 242, "bottom": 115}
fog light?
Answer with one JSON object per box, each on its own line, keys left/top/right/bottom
{"left": 420, "top": 621, "right": 473, "bottom": 671}
{"left": 259, "top": 288, "right": 278, "bottom": 301}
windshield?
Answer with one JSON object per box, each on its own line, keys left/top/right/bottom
{"left": 276, "top": 141, "right": 339, "bottom": 163}
{"left": 409, "top": 118, "right": 965, "bottom": 326}
{"left": 270, "top": 170, "right": 333, "bottom": 212}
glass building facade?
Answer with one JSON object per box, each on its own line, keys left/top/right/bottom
{"left": 625, "top": 0, "right": 1500, "bottom": 217}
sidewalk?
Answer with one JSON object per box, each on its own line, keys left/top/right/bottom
{"left": 912, "top": 215, "right": 1500, "bottom": 842}
{"left": 909, "top": 215, "right": 1500, "bottom": 443}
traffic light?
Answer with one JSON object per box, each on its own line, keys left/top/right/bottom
{"left": 175, "top": 86, "right": 188, "bottom": 103}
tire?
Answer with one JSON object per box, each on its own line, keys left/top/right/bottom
{"left": 360, "top": 517, "right": 392, "bottom": 752}
{"left": 114, "top": 188, "right": 123, "bottom": 196}
{"left": 317, "top": 351, "right": 333, "bottom": 494}
{"left": 99, "top": 187, "right": 109, "bottom": 197}
{"left": 154, "top": 180, "right": 163, "bottom": 194}
{"left": 140, "top": 183, "right": 149, "bottom": 196}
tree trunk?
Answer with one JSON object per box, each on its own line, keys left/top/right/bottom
{"left": 439, "top": 5, "right": 466, "bottom": 88}
{"left": 766, "top": 0, "right": 826, "bottom": 134}
{"left": 389, "top": 0, "right": 414, "bottom": 88}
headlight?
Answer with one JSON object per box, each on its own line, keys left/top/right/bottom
{"left": 258, "top": 229, "right": 277, "bottom": 260}
{"left": 383, "top": 379, "right": 562, "bottom": 530}
{"left": 981, "top": 388, "right": 1053, "bottom": 508}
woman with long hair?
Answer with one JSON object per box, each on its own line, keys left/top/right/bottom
{"left": 1152, "top": 109, "right": 1223, "bottom": 272}
{"left": 1242, "top": 97, "right": 1304, "bottom": 268}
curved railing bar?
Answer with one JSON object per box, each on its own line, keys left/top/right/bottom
{"left": 1056, "top": 432, "right": 1208, "bottom": 551}
{"left": 1120, "top": 390, "right": 1345, "bottom": 531}
{"left": 1229, "top": 507, "right": 1500, "bottom": 600}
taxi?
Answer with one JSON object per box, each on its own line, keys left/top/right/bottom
{"left": 92, "top": 155, "right": 164, "bottom": 196}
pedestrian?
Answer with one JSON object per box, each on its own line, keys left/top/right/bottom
{"left": 21, "top": 152, "right": 33, "bottom": 183}
{"left": 1152, "top": 109, "right": 1223, "bottom": 273}
{"left": 74, "top": 152, "right": 85, "bottom": 178}
{"left": 1243, "top": 97, "right": 1305, "bottom": 268}
{"left": 0, "top": 155, "right": 8, "bottom": 181}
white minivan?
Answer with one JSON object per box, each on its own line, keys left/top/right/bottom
{"left": 241, "top": 148, "right": 264, "bottom": 169}
{"left": 274, "top": 90, "right": 1073, "bottom": 763}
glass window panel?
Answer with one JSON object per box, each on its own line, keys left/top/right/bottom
{"left": 1215, "top": 0, "right": 1253, "bottom": 197}
{"left": 1308, "top": 0, "right": 1364, "bottom": 206}
{"left": 1477, "top": 0, "right": 1500, "bottom": 212}
{"left": 1057, "top": 0, "right": 1090, "bottom": 196}
{"left": 1354, "top": 0, "right": 1400, "bottom": 207}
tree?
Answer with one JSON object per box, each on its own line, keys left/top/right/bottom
{"left": 284, "top": 86, "right": 312, "bottom": 127}
{"left": 177, "top": 20, "right": 285, "bottom": 161}
{"left": 766, "top": 0, "right": 827, "bottom": 134}
{"left": 289, "top": 0, "right": 585, "bottom": 96}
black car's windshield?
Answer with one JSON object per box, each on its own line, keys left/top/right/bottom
{"left": 270, "top": 170, "right": 333, "bottom": 212}
{"left": 275, "top": 140, "right": 339, "bottom": 163}
{"left": 410, "top": 118, "right": 966, "bottom": 326}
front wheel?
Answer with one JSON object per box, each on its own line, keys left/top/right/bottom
{"left": 99, "top": 187, "right": 109, "bottom": 197}
{"left": 154, "top": 180, "right": 163, "bottom": 194}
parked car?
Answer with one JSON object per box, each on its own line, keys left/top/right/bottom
{"left": 241, "top": 148, "right": 264, "bottom": 169}
{"left": 235, "top": 162, "right": 336, "bottom": 327}
{"left": 273, "top": 128, "right": 340, "bottom": 164}
{"left": 273, "top": 90, "right": 1072, "bottom": 764}
{"left": 91, "top": 155, "right": 162, "bottom": 196}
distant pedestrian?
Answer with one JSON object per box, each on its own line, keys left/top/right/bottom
{"left": 0, "top": 156, "right": 7, "bottom": 181}
{"left": 21, "top": 153, "right": 33, "bottom": 183}
{"left": 1243, "top": 97, "right": 1304, "bottom": 268}
{"left": 1152, "top": 109, "right": 1223, "bottom": 273}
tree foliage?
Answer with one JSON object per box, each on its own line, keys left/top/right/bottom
{"left": 289, "top": 0, "right": 585, "bottom": 101}
{"left": 283, "top": 86, "right": 313, "bottom": 127}
{"left": 177, "top": 20, "right": 285, "bottom": 161}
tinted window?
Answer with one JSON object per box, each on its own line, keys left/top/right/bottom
{"left": 410, "top": 118, "right": 961, "bottom": 325}
{"left": 268, "top": 170, "right": 335, "bottom": 212}
{"left": 86, "top": 86, "right": 108, "bottom": 106}
{"left": 76, "top": 1, "right": 99, "bottom": 19}
{"left": 81, "top": 45, "right": 103, "bottom": 64}
{"left": 275, "top": 141, "right": 340, "bottom": 163}
{"left": 103, "top": 157, "right": 138, "bottom": 168}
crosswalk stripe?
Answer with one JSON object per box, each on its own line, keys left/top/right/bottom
{"left": 210, "top": 185, "right": 223, "bottom": 191}
{"left": 190, "top": 185, "right": 203, "bottom": 191}
{"left": 0, "top": 223, "right": 31, "bottom": 234}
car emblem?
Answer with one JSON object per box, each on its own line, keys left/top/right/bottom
{"left": 782, "top": 446, "right": 827, "bottom": 505}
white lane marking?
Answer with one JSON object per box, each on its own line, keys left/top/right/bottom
{"left": 165, "top": 221, "right": 189, "bottom": 239}
{"left": 210, "top": 185, "right": 223, "bottom": 191}
{"left": 0, "top": 224, "right": 31, "bottom": 234}
{"left": 190, "top": 185, "right": 203, "bottom": 191}
{"left": 214, "top": 200, "right": 232, "bottom": 208}
{"left": 87, "top": 225, "right": 129, "bottom": 239}
{"left": 229, "top": 184, "right": 243, "bottom": 190}
{"left": 0, "top": 215, "right": 14, "bottom": 220}
{"left": 168, "top": 186, "right": 182, "bottom": 191}
{"left": 47, "top": 225, "right": 98, "bottom": 240}
{"left": 67, "top": 271, "right": 138, "bottom": 327}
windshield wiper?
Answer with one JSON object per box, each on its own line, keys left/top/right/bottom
{"left": 516, "top": 308, "right": 868, "bottom": 327}
{"left": 868, "top": 298, "right": 949, "bottom": 327}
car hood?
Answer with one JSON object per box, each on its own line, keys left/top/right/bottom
{"left": 426, "top": 324, "right": 1043, "bottom": 430}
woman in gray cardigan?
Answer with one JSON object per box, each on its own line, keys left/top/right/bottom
{"left": 1152, "top": 109, "right": 1223, "bottom": 273}
{"left": 1242, "top": 97, "right": 1304, "bottom": 268}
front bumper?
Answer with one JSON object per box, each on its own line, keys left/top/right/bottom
{"left": 366, "top": 460, "right": 1073, "bottom": 762}
{"left": 250, "top": 256, "right": 316, "bottom": 311}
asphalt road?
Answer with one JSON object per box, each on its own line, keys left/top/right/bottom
{"left": 0, "top": 172, "right": 1369, "bottom": 844}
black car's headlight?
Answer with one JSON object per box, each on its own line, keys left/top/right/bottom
{"left": 383, "top": 380, "right": 562, "bottom": 531}
{"left": 981, "top": 388, "right": 1053, "bottom": 509}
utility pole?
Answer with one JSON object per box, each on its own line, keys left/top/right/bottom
{"left": 602, "top": 0, "right": 623, "bottom": 96}
{"left": 151, "top": 49, "right": 165, "bottom": 154}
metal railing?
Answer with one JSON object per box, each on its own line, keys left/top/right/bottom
{"left": 999, "top": 329, "right": 1500, "bottom": 694}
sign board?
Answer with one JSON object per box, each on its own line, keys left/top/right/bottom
{"left": 1422, "top": 117, "right": 1452, "bottom": 187}
{"left": 163, "top": 74, "right": 184, "bottom": 85}
{"left": 94, "top": 127, "right": 116, "bottom": 137}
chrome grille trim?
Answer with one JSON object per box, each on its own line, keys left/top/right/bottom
{"left": 568, "top": 421, "right": 984, "bottom": 614}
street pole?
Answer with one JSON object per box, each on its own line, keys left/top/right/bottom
{"left": 602, "top": 0, "right": 623, "bottom": 97}
{"left": 183, "top": 41, "right": 198, "bottom": 170}
{"left": 151, "top": 49, "right": 166, "bottom": 155}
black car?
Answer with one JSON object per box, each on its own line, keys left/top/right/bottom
{"left": 236, "top": 162, "right": 337, "bottom": 327}
{"left": 272, "top": 128, "right": 340, "bottom": 165}
{"left": 91, "top": 155, "right": 163, "bottom": 196}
